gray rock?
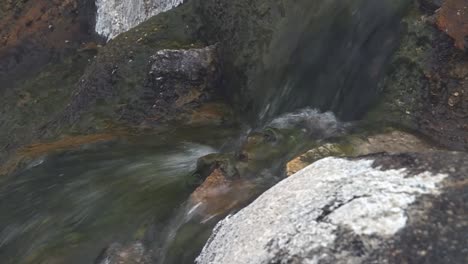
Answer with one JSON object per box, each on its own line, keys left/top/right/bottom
{"left": 197, "top": 152, "right": 468, "bottom": 264}
{"left": 144, "top": 45, "right": 220, "bottom": 120}
{"left": 95, "top": 0, "right": 184, "bottom": 39}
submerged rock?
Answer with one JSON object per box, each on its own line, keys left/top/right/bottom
{"left": 95, "top": 242, "right": 151, "bottom": 264}
{"left": 189, "top": 168, "right": 255, "bottom": 222}
{"left": 197, "top": 152, "right": 468, "bottom": 264}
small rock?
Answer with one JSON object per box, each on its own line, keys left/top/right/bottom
{"left": 189, "top": 168, "right": 255, "bottom": 221}
{"left": 94, "top": 242, "right": 151, "bottom": 264}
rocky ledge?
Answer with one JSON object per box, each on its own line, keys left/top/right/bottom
{"left": 197, "top": 152, "right": 468, "bottom": 264}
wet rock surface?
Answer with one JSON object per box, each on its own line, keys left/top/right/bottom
{"left": 1, "top": 0, "right": 465, "bottom": 168}
{"left": 436, "top": 0, "right": 468, "bottom": 50}
{"left": 94, "top": 242, "right": 151, "bottom": 264}
{"left": 198, "top": 0, "right": 409, "bottom": 123}
{"left": 140, "top": 45, "right": 220, "bottom": 123}
{"left": 370, "top": 1, "right": 468, "bottom": 150}
{"left": 287, "top": 129, "right": 436, "bottom": 176}
{"left": 188, "top": 110, "right": 345, "bottom": 221}
{"left": 0, "top": 0, "right": 99, "bottom": 86}
{"left": 0, "top": 1, "right": 466, "bottom": 263}
{"left": 0, "top": 2, "right": 210, "bottom": 166}
{"left": 189, "top": 168, "right": 255, "bottom": 221}
{"left": 51, "top": 2, "right": 208, "bottom": 130}
{"left": 197, "top": 152, "right": 468, "bottom": 264}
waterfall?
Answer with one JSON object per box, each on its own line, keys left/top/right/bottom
{"left": 95, "top": 0, "right": 184, "bottom": 40}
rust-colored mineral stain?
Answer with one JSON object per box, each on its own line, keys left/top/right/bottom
{"left": 20, "top": 133, "right": 117, "bottom": 156}
{"left": 190, "top": 168, "right": 255, "bottom": 218}
{"left": 436, "top": 0, "right": 468, "bottom": 50}
{"left": 0, "top": 133, "right": 119, "bottom": 176}
{"left": 0, "top": 0, "right": 91, "bottom": 56}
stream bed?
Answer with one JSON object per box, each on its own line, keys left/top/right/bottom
{"left": 0, "top": 127, "right": 239, "bottom": 264}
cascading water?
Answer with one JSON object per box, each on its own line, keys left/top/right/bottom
{"left": 0, "top": 0, "right": 414, "bottom": 263}
{"left": 255, "top": 0, "right": 411, "bottom": 122}
{"left": 198, "top": 0, "right": 410, "bottom": 124}
{"left": 95, "top": 0, "right": 184, "bottom": 39}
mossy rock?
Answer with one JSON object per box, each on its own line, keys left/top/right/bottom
{"left": 286, "top": 128, "right": 437, "bottom": 176}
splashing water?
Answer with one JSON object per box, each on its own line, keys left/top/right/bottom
{"left": 267, "top": 108, "right": 347, "bottom": 139}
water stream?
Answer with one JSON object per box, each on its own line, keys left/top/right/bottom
{"left": 1, "top": 0, "right": 414, "bottom": 263}
{"left": 0, "top": 128, "right": 238, "bottom": 264}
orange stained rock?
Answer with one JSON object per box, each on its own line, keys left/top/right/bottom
{"left": 189, "top": 168, "right": 255, "bottom": 219}
{"left": 0, "top": 0, "right": 89, "bottom": 56}
{"left": 0, "top": 133, "right": 119, "bottom": 176}
{"left": 436, "top": 0, "right": 468, "bottom": 50}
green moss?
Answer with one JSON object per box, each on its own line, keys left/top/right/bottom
{"left": 0, "top": 52, "right": 93, "bottom": 163}
{"left": 365, "top": 6, "right": 435, "bottom": 128}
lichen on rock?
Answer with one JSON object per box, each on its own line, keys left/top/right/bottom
{"left": 197, "top": 152, "right": 468, "bottom": 264}
{"left": 95, "top": 0, "right": 184, "bottom": 39}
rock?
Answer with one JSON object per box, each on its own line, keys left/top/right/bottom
{"left": 144, "top": 45, "right": 220, "bottom": 121}
{"left": 58, "top": 42, "right": 220, "bottom": 128}
{"left": 0, "top": 133, "right": 119, "bottom": 176}
{"left": 197, "top": 0, "right": 409, "bottom": 122}
{"left": 188, "top": 103, "right": 235, "bottom": 126}
{"left": 286, "top": 130, "right": 435, "bottom": 176}
{"left": 190, "top": 152, "right": 260, "bottom": 221}
{"left": 0, "top": 2, "right": 208, "bottom": 168}
{"left": 367, "top": 3, "right": 468, "bottom": 151}
{"left": 0, "top": 0, "right": 98, "bottom": 86}
{"left": 197, "top": 152, "right": 468, "bottom": 264}
{"left": 436, "top": 0, "right": 468, "bottom": 50}
{"left": 194, "top": 153, "right": 239, "bottom": 181}
{"left": 94, "top": 242, "right": 151, "bottom": 264}
{"left": 418, "top": 0, "right": 443, "bottom": 12}
{"left": 286, "top": 143, "right": 345, "bottom": 176}
{"left": 189, "top": 168, "right": 255, "bottom": 221}
{"left": 349, "top": 130, "right": 435, "bottom": 154}
{"left": 95, "top": 0, "right": 184, "bottom": 39}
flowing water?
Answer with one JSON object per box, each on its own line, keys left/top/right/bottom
{"left": 0, "top": 128, "right": 238, "bottom": 264}
{"left": 246, "top": 0, "right": 411, "bottom": 123}
{"left": 1, "top": 0, "right": 413, "bottom": 263}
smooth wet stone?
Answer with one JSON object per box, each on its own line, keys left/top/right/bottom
{"left": 197, "top": 152, "right": 468, "bottom": 264}
{"left": 189, "top": 168, "right": 255, "bottom": 221}
{"left": 95, "top": 242, "right": 151, "bottom": 264}
{"left": 286, "top": 130, "right": 435, "bottom": 176}
{"left": 286, "top": 143, "right": 345, "bottom": 176}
